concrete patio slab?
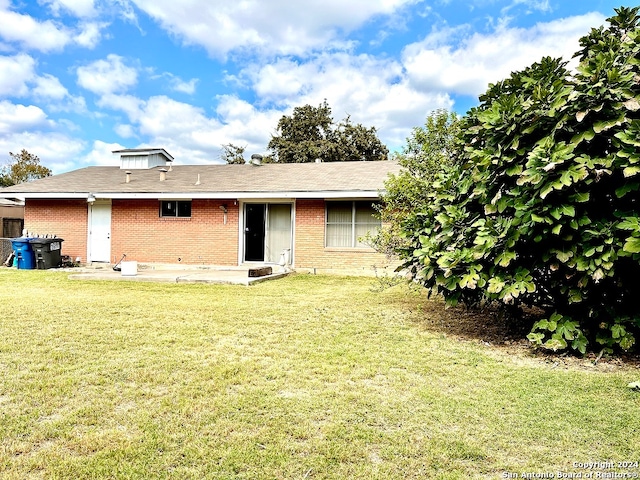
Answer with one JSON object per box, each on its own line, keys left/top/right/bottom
{"left": 67, "top": 264, "right": 290, "bottom": 285}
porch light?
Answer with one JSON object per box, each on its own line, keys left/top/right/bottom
{"left": 220, "top": 204, "right": 228, "bottom": 224}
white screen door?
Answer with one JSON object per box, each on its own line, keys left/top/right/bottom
{"left": 88, "top": 201, "right": 111, "bottom": 262}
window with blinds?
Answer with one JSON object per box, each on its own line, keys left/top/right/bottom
{"left": 326, "top": 201, "right": 380, "bottom": 248}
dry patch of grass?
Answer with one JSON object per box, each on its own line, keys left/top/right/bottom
{"left": 0, "top": 270, "right": 639, "bottom": 479}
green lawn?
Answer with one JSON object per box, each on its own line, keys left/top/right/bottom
{"left": 0, "top": 270, "right": 638, "bottom": 479}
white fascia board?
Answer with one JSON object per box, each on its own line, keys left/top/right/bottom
{"left": 0, "top": 194, "right": 25, "bottom": 201}
{"left": 11, "top": 190, "right": 384, "bottom": 200}
{"left": 1, "top": 192, "right": 88, "bottom": 199}
{"left": 99, "top": 190, "right": 384, "bottom": 199}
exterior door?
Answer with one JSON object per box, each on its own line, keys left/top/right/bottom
{"left": 243, "top": 203, "right": 292, "bottom": 263}
{"left": 244, "top": 204, "right": 265, "bottom": 262}
{"left": 88, "top": 201, "right": 111, "bottom": 262}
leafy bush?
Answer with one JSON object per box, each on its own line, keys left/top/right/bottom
{"left": 400, "top": 7, "right": 640, "bottom": 354}
{"left": 374, "top": 110, "right": 460, "bottom": 257}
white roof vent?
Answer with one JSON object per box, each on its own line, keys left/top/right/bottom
{"left": 250, "top": 154, "right": 263, "bottom": 166}
{"left": 113, "top": 148, "right": 174, "bottom": 169}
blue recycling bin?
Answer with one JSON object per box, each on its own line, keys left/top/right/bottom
{"left": 11, "top": 238, "right": 36, "bottom": 270}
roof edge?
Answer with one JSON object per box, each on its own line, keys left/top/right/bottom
{"left": 4, "top": 190, "right": 384, "bottom": 201}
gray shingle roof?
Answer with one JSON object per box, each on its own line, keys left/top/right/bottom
{"left": 0, "top": 161, "right": 401, "bottom": 199}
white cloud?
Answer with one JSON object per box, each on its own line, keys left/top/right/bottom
{"left": 242, "top": 52, "right": 452, "bottom": 149}
{"left": 170, "top": 77, "right": 198, "bottom": 95}
{"left": 0, "top": 130, "right": 85, "bottom": 173}
{"left": 74, "top": 21, "right": 108, "bottom": 48}
{"left": 32, "top": 73, "right": 88, "bottom": 113}
{"left": 40, "top": 0, "right": 97, "bottom": 18}
{"left": 0, "top": 54, "right": 86, "bottom": 112}
{"left": 0, "top": 101, "right": 49, "bottom": 134}
{"left": 102, "top": 47, "right": 454, "bottom": 160}
{"left": 96, "top": 93, "right": 144, "bottom": 120}
{"left": 0, "top": 53, "right": 36, "bottom": 97}
{"left": 137, "top": 96, "right": 218, "bottom": 139}
{"left": 402, "top": 11, "right": 605, "bottom": 97}
{"left": 153, "top": 72, "right": 199, "bottom": 95}
{"left": 502, "top": 0, "right": 551, "bottom": 16}
{"left": 79, "top": 140, "right": 125, "bottom": 166}
{"left": 214, "top": 95, "right": 283, "bottom": 149}
{"left": 76, "top": 54, "right": 138, "bottom": 95}
{"left": 90, "top": 47, "right": 455, "bottom": 160}
{"left": 109, "top": 0, "right": 139, "bottom": 25}
{"left": 129, "top": 0, "right": 422, "bottom": 57}
{"left": 114, "top": 123, "right": 137, "bottom": 138}
{"left": 0, "top": 6, "right": 71, "bottom": 52}
{"left": 0, "top": 2, "right": 106, "bottom": 52}
{"left": 98, "top": 92, "right": 281, "bottom": 164}
{"left": 1, "top": 1, "right": 611, "bottom": 173}
{"left": 248, "top": 60, "right": 319, "bottom": 100}
{"left": 32, "top": 74, "right": 69, "bottom": 100}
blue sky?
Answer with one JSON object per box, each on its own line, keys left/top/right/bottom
{"left": 0, "top": 0, "right": 634, "bottom": 173}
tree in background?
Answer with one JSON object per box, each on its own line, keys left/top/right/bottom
{"left": 330, "top": 116, "right": 390, "bottom": 162}
{"left": 267, "top": 100, "right": 388, "bottom": 162}
{"left": 397, "top": 7, "right": 640, "bottom": 354}
{"left": 0, "top": 150, "right": 52, "bottom": 187}
{"left": 221, "top": 143, "right": 247, "bottom": 164}
{"left": 373, "top": 109, "right": 459, "bottom": 257}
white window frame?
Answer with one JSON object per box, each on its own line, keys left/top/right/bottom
{"left": 325, "top": 200, "right": 380, "bottom": 248}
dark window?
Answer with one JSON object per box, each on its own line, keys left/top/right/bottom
{"left": 160, "top": 200, "right": 191, "bottom": 218}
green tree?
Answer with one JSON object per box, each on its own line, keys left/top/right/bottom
{"left": 220, "top": 143, "right": 246, "bottom": 164}
{"left": 0, "top": 149, "right": 52, "bottom": 186}
{"left": 373, "top": 109, "right": 460, "bottom": 256}
{"left": 267, "top": 100, "right": 388, "bottom": 162}
{"left": 399, "top": 7, "right": 640, "bottom": 354}
{"left": 330, "top": 116, "right": 390, "bottom": 162}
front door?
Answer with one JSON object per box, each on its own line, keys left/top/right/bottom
{"left": 88, "top": 201, "right": 111, "bottom": 262}
{"left": 243, "top": 203, "right": 292, "bottom": 263}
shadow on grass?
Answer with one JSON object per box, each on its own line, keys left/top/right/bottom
{"left": 409, "top": 295, "right": 534, "bottom": 347}
{"left": 380, "top": 279, "right": 640, "bottom": 370}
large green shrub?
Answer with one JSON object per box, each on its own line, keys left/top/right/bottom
{"left": 401, "top": 7, "right": 640, "bottom": 353}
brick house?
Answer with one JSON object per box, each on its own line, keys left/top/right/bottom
{"left": 0, "top": 149, "right": 401, "bottom": 274}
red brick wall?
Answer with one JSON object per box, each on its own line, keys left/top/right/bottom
{"left": 24, "top": 198, "right": 392, "bottom": 272}
{"left": 111, "top": 199, "right": 238, "bottom": 264}
{"left": 24, "top": 200, "right": 87, "bottom": 262}
{"left": 294, "top": 199, "right": 391, "bottom": 273}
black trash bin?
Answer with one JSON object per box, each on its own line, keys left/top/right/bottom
{"left": 29, "top": 238, "right": 64, "bottom": 269}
